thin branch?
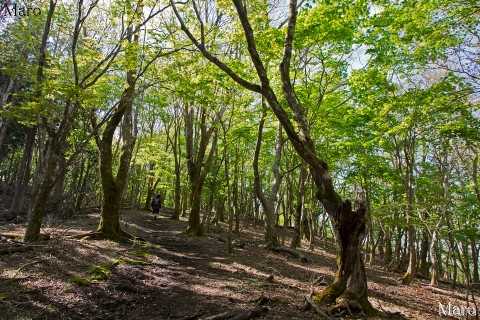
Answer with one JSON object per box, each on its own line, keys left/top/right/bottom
{"left": 170, "top": 0, "right": 262, "bottom": 93}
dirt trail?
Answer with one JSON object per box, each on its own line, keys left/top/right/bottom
{"left": 0, "top": 209, "right": 477, "bottom": 319}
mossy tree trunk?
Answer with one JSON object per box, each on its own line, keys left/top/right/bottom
{"left": 314, "top": 191, "right": 370, "bottom": 309}
{"left": 94, "top": 66, "right": 136, "bottom": 240}
{"left": 90, "top": 19, "right": 143, "bottom": 240}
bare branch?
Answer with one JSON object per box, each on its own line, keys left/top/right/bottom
{"left": 170, "top": 0, "right": 262, "bottom": 93}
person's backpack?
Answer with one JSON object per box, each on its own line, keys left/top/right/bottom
{"left": 153, "top": 198, "right": 160, "bottom": 206}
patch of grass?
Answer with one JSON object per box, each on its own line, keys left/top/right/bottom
{"left": 0, "top": 308, "right": 12, "bottom": 319}
{"left": 89, "top": 264, "right": 113, "bottom": 280}
{"left": 137, "top": 242, "right": 162, "bottom": 250}
{"left": 68, "top": 277, "right": 91, "bottom": 286}
{"left": 47, "top": 303, "right": 60, "bottom": 313}
{"left": 67, "top": 258, "right": 150, "bottom": 287}
{"left": 113, "top": 259, "right": 151, "bottom": 266}
{"left": 178, "top": 231, "right": 197, "bottom": 239}
{"left": 130, "top": 251, "right": 156, "bottom": 258}
{"left": 68, "top": 263, "right": 113, "bottom": 286}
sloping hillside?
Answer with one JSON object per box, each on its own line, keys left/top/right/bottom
{"left": 0, "top": 209, "right": 477, "bottom": 319}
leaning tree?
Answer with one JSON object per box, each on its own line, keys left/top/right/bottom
{"left": 171, "top": 0, "right": 373, "bottom": 313}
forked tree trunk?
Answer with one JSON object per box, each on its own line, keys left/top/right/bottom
{"left": 95, "top": 78, "right": 136, "bottom": 240}
{"left": 92, "top": 24, "right": 137, "bottom": 240}
{"left": 184, "top": 102, "right": 219, "bottom": 235}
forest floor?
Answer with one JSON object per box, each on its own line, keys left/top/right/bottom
{"left": 0, "top": 208, "right": 478, "bottom": 320}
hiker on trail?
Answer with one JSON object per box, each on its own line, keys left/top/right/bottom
{"left": 151, "top": 194, "right": 161, "bottom": 214}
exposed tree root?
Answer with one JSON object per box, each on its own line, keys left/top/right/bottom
{"left": 1, "top": 233, "right": 50, "bottom": 241}
{"left": 0, "top": 246, "right": 32, "bottom": 254}
{"left": 0, "top": 244, "right": 52, "bottom": 255}
{"left": 202, "top": 306, "right": 268, "bottom": 320}
{"left": 329, "top": 297, "right": 365, "bottom": 317}
{"left": 71, "top": 229, "right": 145, "bottom": 242}
{"left": 313, "top": 283, "right": 377, "bottom": 317}
{"left": 314, "top": 282, "right": 344, "bottom": 304}
{"left": 270, "top": 246, "right": 308, "bottom": 262}
{"left": 303, "top": 295, "right": 334, "bottom": 320}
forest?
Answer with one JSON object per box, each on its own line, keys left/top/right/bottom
{"left": 0, "top": 0, "right": 479, "bottom": 319}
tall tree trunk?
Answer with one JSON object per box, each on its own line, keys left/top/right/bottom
{"left": 471, "top": 239, "right": 479, "bottom": 285}
{"left": 401, "top": 188, "right": 416, "bottom": 284}
{"left": 233, "top": 148, "right": 240, "bottom": 234}
{"left": 203, "top": 150, "right": 223, "bottom": 233}
{"left": 377, "top": 228, "right": 385, "bottom": 262}
{"left": 50, "top": 151, "right": 67, "bottom": 206}
{"left": 383, "top": 227, "right": 392, "bottom": 266}
{"left": 419, "top": 226, "right": 430, "bottom": 277}
{"left": 22, "top": 0, "right": 60, "bottom": 242}
{"left": 75, "top": 157, "right": 92, "bottom": 209}
{"left": 430, "top": 224, "right": 442, "bottom": 286}
{"left": 187, "top": 170, "right": 203, "bottom": 235}
{"left": 184, "top": 103, "right": 198, "bottom": 232}
{"left": 7, "top": 127, "right": 36, "bottom": 218}
{"left": 291, "top": 161, "right": 306, "bottom": 249}
{"left": 24, "top": 137, "right": 61, "bottom": 241}
{"left": 171, "top": 117, "right": 182, "bottom": 220}
{"left": 222, "top": 127, "right": 233, "bottom": 253}
{"left": 253, "top": 109, "right": 284, "bottom": 247}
